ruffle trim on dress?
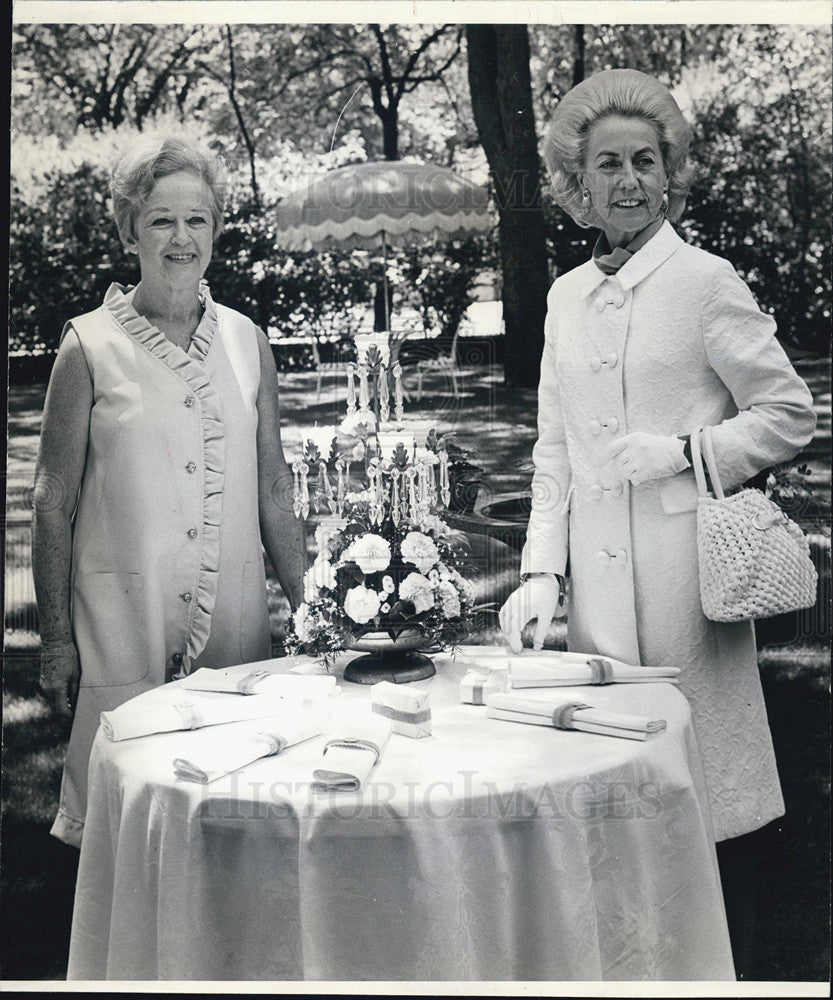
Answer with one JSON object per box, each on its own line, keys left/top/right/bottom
{"left": 102, "top": 283, "right": 224, "bottom": 662}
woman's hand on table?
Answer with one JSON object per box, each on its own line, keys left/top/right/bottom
{"left": 39, "top": 639, "right": 81, "bottom": 718}
{"left": 499, "top": 574, "right": 567, "bottom": 655}
{"left": 608, "top": 432, "right": 689, "bottom": 486}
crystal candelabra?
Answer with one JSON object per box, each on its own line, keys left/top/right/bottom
{"left": 291, "top": 333, "right": 450, "bottom": 524}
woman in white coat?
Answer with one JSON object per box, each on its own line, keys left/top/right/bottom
{"left": 499, "top": 69, "right": 816, "bottom": 975}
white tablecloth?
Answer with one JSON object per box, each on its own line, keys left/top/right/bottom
{"left": 67, "top": 651, "right": 734, "bottom": 982}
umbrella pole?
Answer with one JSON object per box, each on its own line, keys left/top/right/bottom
{"left": 381, "top": 229, "right": 390, "bottom": 332}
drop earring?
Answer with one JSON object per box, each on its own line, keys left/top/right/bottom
{"left": 660, "top": 186, "right": 669, "bottom": 217}
{"left": 581, "top": 188, "right": 592, "bottom": 219}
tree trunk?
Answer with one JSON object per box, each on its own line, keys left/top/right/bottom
{"left": 466, "top": 25, "right": 550, "bottom": 388}
{"left": 373, "top": 281, "right": 394, "bottom": 332}
{"left": 573, "top": 25, "right": 586, "bottom": 86}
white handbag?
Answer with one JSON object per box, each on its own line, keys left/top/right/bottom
{"left": 691, "top": 426, "right": 818, "bottom": 622}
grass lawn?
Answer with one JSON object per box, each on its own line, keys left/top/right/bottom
{"left": 2, "top": 360, "right": 830, "bottom": 982}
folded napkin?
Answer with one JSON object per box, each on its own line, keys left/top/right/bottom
{"left": 100, "top": 688, "right": 298, "bottom": 742}
{"left": 484, "top": 691, "right": 667, "bottom": 741}
{"left": 179, "top": 665, "right": 337, "bottom": 699}
{"left": 506, "top": 652, "right": 679, "bottom": 689}
{"left": 312, "top": 713, "right": 392, "bottom": 791}
{"left": 173, "top": 707, "right": 329, "bottom": 783}
{"left": 459, "top": 667, "right": 507, "bottom": 705}
{"left": 370, "top": 681, "right": 431, "bottom": 739}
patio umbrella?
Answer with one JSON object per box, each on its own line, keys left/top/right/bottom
{"left": 274, "top": 160, "right": 492, "bottom": 333}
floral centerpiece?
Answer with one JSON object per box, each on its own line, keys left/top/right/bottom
{"left": 286, "top": 335, "right": 481, "bottom": 681}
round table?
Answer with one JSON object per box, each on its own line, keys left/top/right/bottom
{"left": 67, "top": 651, "right": 734, "bottom": 982}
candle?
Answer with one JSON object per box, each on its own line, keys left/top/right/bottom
{"left": 355, "top": 331, "right": 390, "bottom": 365}
{"left": 346, "top": 364, "right": 357, "bottom": 414}
{"left": 392, "top": 362, "right": 404, "bottom": 423}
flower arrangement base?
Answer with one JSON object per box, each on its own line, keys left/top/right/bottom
{"left": 343, "top": 650, "right": 436, "bottom": 685}
{"left": 342, "top": 628, "right": 436, "bottom": 684}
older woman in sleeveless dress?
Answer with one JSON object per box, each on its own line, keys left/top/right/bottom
{"left": 32, "top": 134, "right": 306, "bottom": 848}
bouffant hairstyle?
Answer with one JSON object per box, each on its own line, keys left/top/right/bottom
{"left": 110, "top": 133, "right": 227, "bottom": 247}
{"left": 543, "top": 69, "right": 694, "bottom": 228}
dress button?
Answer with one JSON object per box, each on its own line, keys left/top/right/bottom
{"left": 589, "top": 419, "right": 602, "bottom": 436}
{"left": 180, "top": 592, "right": 192, "bottom": 603}
{"left": 184, "top": 396, "right": 195, "bottom": 408}
{"left": 606, "top": 351, "right": 619, "bottom": 368}
{"left": 615, "top": 548, "right": 628, "bottom": 564}
{"left": 187, "top": 528, "right": 198, "bottom": 539}
{"left": 589, "top": 356, "right": 602, "bottom": 373}
{"left": 171, "top": 652, "right": 183, "bottom": 666}
{"left": 597, "top": 550, "right": 611, "bottom": 565}
{"left": 607, "top": 417, "right": 620, "bottom": 433}
{"left": 185, "top": 461, "right": 197, "bottom": 474}
{"left": 589, "top": 484, "right": 604, "bottom": 500}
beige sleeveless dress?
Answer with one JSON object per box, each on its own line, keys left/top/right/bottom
{"left": 50, "top": 283, "right": 271, "bottom": 848}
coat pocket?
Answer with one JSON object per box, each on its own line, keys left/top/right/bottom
{"left": 658, "top": 470, "right": 700, "bottom": 514}
{"left": 73, "top": 571, "right": 150, "bottom": 687}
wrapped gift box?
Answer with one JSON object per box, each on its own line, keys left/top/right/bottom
{"left": 459, "top": 667, "right": 508, "bottom": 705}
{"left": 370, "top": 681, "right": 431, "bottom": 739}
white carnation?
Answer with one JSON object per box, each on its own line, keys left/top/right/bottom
{"left": 303, "top": 556, "right": 336, "bottom": 601}
{"left": 401, "top": 531, "right": 440, "bottom": 574}
{"left": 436, "top": 580, "right": 461, "bottom": 619}
{"left": 398, "top": 572, "right": 436, "bottom": 614}
{"left": 346, "top": 533, "right": 392, "bottom": 574}
{"left": 292, "top": 603, "right": 312, "bottom": 643}
{"left": 343, "top": 584, "right": 382, "bottom": 624}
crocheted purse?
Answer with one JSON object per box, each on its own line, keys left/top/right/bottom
{"left": 691, "top": 426, "right": 818, "bottom": 622}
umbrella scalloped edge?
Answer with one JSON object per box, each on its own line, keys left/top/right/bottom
{"left": 276, "top": 210, "right": 494, "bottom": 252}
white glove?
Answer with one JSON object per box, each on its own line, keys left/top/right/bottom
{"left": 499, "top": 575, "right": 566, "bottom": 655}
{"left": 608, "top": 432, "right": 689, "bottom": 486}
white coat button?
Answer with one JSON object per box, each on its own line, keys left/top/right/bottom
{"left": 589, "top": 419, "right": 602, "bottom": 436}
{"left": 607, "top": 417, "right": 620, "bottom": 433}
{"left": 611, "top": 481, "right": 624, "bottom": 497}
{"left": 589, "top": 356, "right": 602, "bottom": 373}
{"left": 185, "top": 461, "right": 197, "bottom": 474}
{"left": 589, "top": 484, "right": 604, "bottom": 500}
{"left": 180, "top": 591, "right": 192, "bottom": 603}
{"left": 615, "top": 548, "right": 628, "bottom": 563}
{"left": 605, "top": 351, "right": 619, "bottom": 368}
{"left": 184, "top": 396, "right": 195, "bottom": 408}
{"left": 613, "top": 295, "right": 625, "bottom": 308}
{"left": 597, "top": 550, "right": 611, "bottom": 565}
{"left": 187, "top": 528, "right": 198, "bottom": 539}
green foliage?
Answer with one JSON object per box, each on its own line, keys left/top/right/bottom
{"left": 9, "top": 163, "right": 129, "bottom": 353}
{"left": 9, "top": 143, "right": 494, "bottom": 363}
{"left": 677, "top": 30, "right": 832, "bottom": 351}
{"left": 400, "top": 233, "right": 499, "bottom": 345}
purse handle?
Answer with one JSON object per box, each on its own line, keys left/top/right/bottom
{"left": 690, "top": 426, "right": 726, "bottom": 500}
